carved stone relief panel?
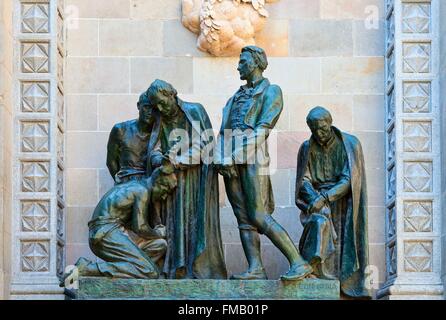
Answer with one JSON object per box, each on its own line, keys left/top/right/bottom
{"left": 182, "top": 0, "right": 280, "bottom": 56}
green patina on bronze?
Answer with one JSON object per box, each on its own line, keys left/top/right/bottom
{"left": 146, "top": 80, "right": 227, "bottom": 280}
{"left": 295, "top": 106, "right": 371, "bottom": 299}
{"left": 215, "top": 46, "right": 312, "bottom": 281}
{"left": 75, "top": 277, "right": 340, "bottom": 300}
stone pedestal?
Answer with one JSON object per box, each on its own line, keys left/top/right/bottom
{"left": 72, "top": 277, "right": 340, "bottom": 300}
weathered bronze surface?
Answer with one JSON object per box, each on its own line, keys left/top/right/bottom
{"left": 295, "top": 106, "right": 371, "bottom": 299}
{"left": 75, "top": 277, "right": 340, "bottom": 300}
{"left": 62, "top": 165, "right": 177, "bottom": 282}
{"left": 146, "top": 79, "right": 227, "bottom": 279}
{"left": 215, "top": 46, "right": 312, "bottom": 281}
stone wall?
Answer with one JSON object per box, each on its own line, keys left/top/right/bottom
{"left": 0, "top": 0, "right": 13, "bottom": 300}
{"left": 65, "top": 0, "right": 386, "bottom": 296}
{"left": 440, "top": 0, "right": 446, "bottom": 299}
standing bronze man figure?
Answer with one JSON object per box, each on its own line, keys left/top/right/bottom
{"left": 146, "top": 79, "right": 227, "bottom": 280}
{"left": 295, "top": 106, "right": 371, "bottom": 298}
{"left": 216, "top": 46, "right": 312, "bottom": 281}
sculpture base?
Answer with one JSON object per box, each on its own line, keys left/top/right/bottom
{"left": 72, "top": 277, "right": 340, "bottom": 300}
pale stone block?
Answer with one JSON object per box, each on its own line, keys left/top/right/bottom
{"left": 261, "top": 244, "right": 289, "bottom": 280}
{"left": 320, "top": 0, "right": 385, "bottom": 20}
{"left": 163, "top": 20, "right": 206, "bottom": 57}
{"left": 353, "top": 20, "right": 385, "bottom": 57}
{"left": 66, "top": 95, "right": 98, "bottom": 131}
{"left": 99, "top": 20, "right": 163, "bottom": 57}
{"left": 354, "top": 132, "right": 384, "bottom": 170}
{"left": 193, "top": 58, "right": 242, "bottom": 95}
{"left": 321, "top": 57, "right": 384, "bottom": 94}
{"left": 256, "top": 19, "right": 289, "bottom": 57}
{"left": 98, "top": 169, "right": 115, "bottom": 199}
{"left": 276, "top": 131, "right": 310, "bottom": 169}
{"left": 130, "top": 0, "right": 180, "bottom": 20}
{"left": 67, "top": 169, "right": 98, "bottom": 207}
{"left": 66, "top": 244, "right": 97, "bottom": 265}
{"left": 67, "top": 20, "right": 98, "bottom": 57}
{"left": 288, "top": 95, "right": 354, "bottom": 132}
{"left": 290, "top": 20, "right": 353, "bottom": 57}
{"left": 66, "top": 58, "right": 130, "bottom": 94}
{"left": 224, "top": 244, "right": 248, "bottom": 276}
{"left": 366, "top": 168, "right": 385, "bottom": 207}
{"left": 220, "top": 208, "right": 240, "bottom": 245}
{"left": 265, "top": 58, "right": 321, "bottom": 94}
{"left": 353, "top": 95, "right": 385, "bottom": 132}
{"left": 267, "top": 0, "right": 320, "bottom": 19}
{"left": 270, "top": 169, "right": 291, "bottom": 207}
{"left": 131, "top": 57, "right": 193, "bottom": 94}
{"left": 369, "top": 243, "right": 386, "bottom": 284}
{"left": 275, "top": 104, "right": 290, "bottom": 131}
{"left": 66, "top": 0, "right": 130, "bottom": 19}
{"left": 66, "top": 132, "right": 109, "bottom": 168}
{"left": 67, "top": 207, "right": 94, "bottom": 244}
{"left": 98, "top": 95, "right": 139, "bottom": 132}
{"left": 368, "top": 206, "right": 385, "bottom": 244}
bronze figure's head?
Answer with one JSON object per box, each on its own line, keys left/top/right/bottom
{"left": 306, "top": 106, "right": 334, "bottom": 146}
{"left": 137, "top": 92, "right": 154, "bottom": 126}
{"left": 146, "top": 79, "right": 178, "bottom": 119}
{"left": 238, "top": 46, "right": 268, "bottom": 81}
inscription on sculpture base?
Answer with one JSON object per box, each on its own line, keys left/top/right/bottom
{"left": 72, "top": 277, "right": 340, "bottom": 300}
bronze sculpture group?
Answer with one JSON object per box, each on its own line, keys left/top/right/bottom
{"left": 63, "top": 46, "right": 371, "bottom": 299}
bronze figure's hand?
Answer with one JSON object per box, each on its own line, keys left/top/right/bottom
{"left": 219, "top": 165, "right": 238, "bottom": 179}
{"left": 154, "top": 225, "right": 167, "bottom": 239}
{"left": 308, "top": 195, "right": 326, "bottom": 214}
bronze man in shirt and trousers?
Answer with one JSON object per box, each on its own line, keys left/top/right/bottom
{"left": 216, "top": 46, "right": 313, "bottom": 281}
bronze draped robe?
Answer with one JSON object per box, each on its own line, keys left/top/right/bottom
{"left": 295, "top": 127, "right": 371, "bottom": 298}
{"left": 148, "top": 98, "right": 227, "bottom": 279}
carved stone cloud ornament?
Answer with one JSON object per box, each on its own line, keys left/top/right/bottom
{"left": 182, "top": 0, "right": 280, "bottom": 56}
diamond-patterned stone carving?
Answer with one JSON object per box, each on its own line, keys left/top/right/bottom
{"left": 403, "top": 121, "right": 432, "bottom": 152}
{"left": 387, "top": 50, "right": 395, "bottom": 87}
{"left": 21, "top": 201, "right": 50, "bottom": 232}
{"left": 21, "top": 3, "right": 49, "bottom": 33}
{"left": 387, "top": 88, "right": 395, "bottom": 123}
{"left": 387, "top": 12, "right": 395, "bottom": 50}
{"left": 21, "top": 241, "right": 50, "bottom": 272}
{"left": 402, "top": 3, "right": 430, "bottom": 34}
{"left": 388, "top": 127, "right": 396, "bottom": 163}
{"left": 57, "top": 165, "right": 64, "bottom": 200}
{"left": 387, "top": 242, "right": 397, "bottom": 277}
{"left": 403, "top": 43, "right": 431, "bottom": 73}
{"left": 403, "top": 162, "right": 432, "bottom": 193}
{"left": 403, "top": 82, "right": 431, "bottom": 113}
{"left": 56, "top": 243, "right": 65, "bottom": 277}
{"left": 387, "top": 205, "right": 396, "bottom": 239}
{"left": 57, "top": 204, "right": 64, "bottom": 238}
{"left": 21, "top": 121, "right": 50, "bottom": 152}
{"left": 22, "top": 82, "right": 50, "bottom": 113}
{"left": 404, "top": 201, "right": 432, "bottom": 232}
{"left": 404, "top": 241, "right": 432, "bottom": 272}
{"left": 57, "top": 53, "right": 64, "bottom": 89}
{"left": 388, "top": 165, "right": 396, "bottom": 199}
{"left": 21, "top": 161, "right": 50, "bottom": 192}
{"left": 21, "top": 42, "right": 49, "bottom": 73}
{"left": 57, "top": 11, "right": 64, "bottom": 51}
{"left": 57, "top": 87, "right": 64, "bottom": 124}
{"left": 57, "top": 128, "right": 64, "bottom": 163}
